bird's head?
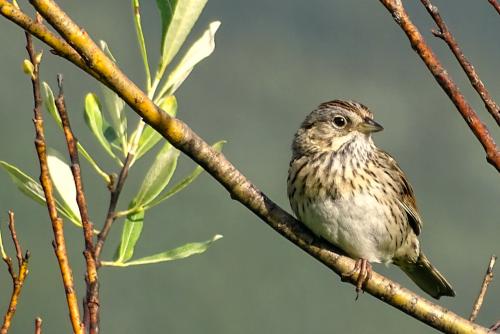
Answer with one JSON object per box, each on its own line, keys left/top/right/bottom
{"left": 292, "top": 99, "right": 383, "bottom": 157}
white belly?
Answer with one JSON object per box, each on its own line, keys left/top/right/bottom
{"left": 300, "top": 193, "right": 394, "bottom": 264}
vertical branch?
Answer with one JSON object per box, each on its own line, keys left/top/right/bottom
{"left": 379, "top": 0, "right": 500, "bottom": 171}
{"left": 7, "top": 211, "right": 23, "bottom": 267}
{"left": 421, "top": 0, "right": 500, "bottom": 125}
{"left": 469, "top": 255, "right": 497, "bottom": 322}
{"left": 0, "top": 211, "right": 29, "bottom": 334}
{"left": 34, "top": 318, "right": 42, "bottom": 334}
{"left": 55, "top": 75, "right": 99, "bottom": 334}
{"left": 94, "top": 153, "right": 133, "bottom": 260}
{"left": 26, "top": 32, "right": 83, "bottom": 334}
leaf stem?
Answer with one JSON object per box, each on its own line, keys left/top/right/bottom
{"left": 132, "top": 0, "right": 151, "bottom": 91}
{"left": 113, "top": 207, "right": 140, "bottom": 218}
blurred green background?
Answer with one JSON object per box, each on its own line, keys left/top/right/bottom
{"left": 0, "top": 1, "right": 499, "bottom": 333}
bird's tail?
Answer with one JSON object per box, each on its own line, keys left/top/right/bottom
{"left": 400, "top": 252, "right": 455, "bottom": 299}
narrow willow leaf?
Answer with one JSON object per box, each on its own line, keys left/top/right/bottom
{"left": 135, "top": 95, "right": 178, "bottom": 159}
{"left": 103, "top": 234, "right": 222, "bottom": 267}
{"left": 84, "top": 93, "right": 120, "bottom": 160}
{"left": 156, "top": 94, "right": 178, "bottom": 117}
{"left": 0, "top": 228, "right": 6, "bottom": 260}
{"left": 0, "top": 161, "right": 82, "bottom": 227}
{"left": 145, "top": 140, "right": 225, "bottom": 209}
{"left": 155, "top": 0, "right": 178, "bottom": 54}
{"left": 42, "top": 82, "right": 62, "bottom": 126}
{"left": 115, "top": 210, "right": 144, "bottom": 263}
{"left": 101, "top": 86, "right": 127, "bottom": 154}
{"left": 99, "top": 40, "right": 117, "bottom": 62}
{"left": 135, "top": 125, "right": 162, "bottom": 160}
{"left": 134, "top": 142, "right": 180, "bottom": 207}
{"left": 43, "top": 83, "right": 110, "bottom": 183}
{"left": 158, "top": 21, "right": 220, "bottom": 98}
{"left": 74, "top": 144, "right": 110, "bottom": 184}
{"left": 155, "top": 0, "right": 208, "bottom": 82}
{"left": 47, "top": 148, "right": 81, "bottom": 222}
{"left": 99, "top": 41, "right": 128, "bottom": 154}
{"left": 0, "top": 161, "right": 46, "bottom": 205}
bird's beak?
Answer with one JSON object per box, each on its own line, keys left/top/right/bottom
{"left": 358, "top": 118, "right": 384, "bottom": 134}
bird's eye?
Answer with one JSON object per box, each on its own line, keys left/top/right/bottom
{"left": 332, "top": 116, "right": 347, "bottom": 128}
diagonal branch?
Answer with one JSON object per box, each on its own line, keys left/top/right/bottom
{"left": 491, "top": 321, "right": 500, "bottom": 332}
{"left": 379, "top": 0, "right": 500, "bottom": 172}
{"left": 55, "top": 75, "right": 99, "bottom": 334}
{"left": 488, "top": 0, "right": 500, "bottom": 15}
{"left": 421, "top": 0, "right": 500, "bottom": 125}
{"left": 0, "top": 0, "right": 493, "bottom": 332}
{"left": 0, "top": 0, "right": 98, "bottom": 79}
{"left": 469, "top": 255, "right": 497, "bottom": 322}
{"left": 94, "top": 153, "right": 133, "bottom": 260}
{"left": 25, "top": 31, "right": 83, "bottom": 334}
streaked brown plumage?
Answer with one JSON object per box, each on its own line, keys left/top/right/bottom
{"left": 287, "top": 99, "right": 454, "bottom": 299}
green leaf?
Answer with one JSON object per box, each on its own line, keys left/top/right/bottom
{"left": 158, "top": 21, "right": 220, "bottom": 98}
{"left": 145, "top": 140, "right": 225, "bottom": 209}
{"left": 102, "top": 86, "right": 127, "bottom": 154}
{"left": 47, "top": 148, "right": 81, "bottom": 222}
{"left": 84, "top": 93, "right": 120, "bottom": 162}
{"left": 43, "top": 83, "right": 110, "bottom": 183}
{"left": 135, "top": 95, "right": 178, "bottom": 159}
{"left": 0, "top": 161, "right": 82, "bottom": 227}
{"left": 99, "top": 41, "right": 128, "bottom": 154}
{"left": 42, "top": 82, "right": 62, "bottom": 126}
{"left": 0, "top": 227, "right": 6, "bottom": 260}
{"left": 99, "top": 40, "right": 117, "bottom": 62}
{"left": 155, "top": 0, "right": 178, "bottom": 55}
{"left": 103, "top": 234, "right": 222, "bottom": 267}
{"left": 115, "top": 210, "right": 144, "bottom": 263}
{"left": 0, "top": 161, "right": 45, "bottom": 205}
{"left": 134, "top": 142, "right": 180, "bottom": 207}
{"left": 154, "top": 0, "right": 208, "bottom": 88}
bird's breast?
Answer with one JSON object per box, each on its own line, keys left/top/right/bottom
{"left": 294, "top": 191, "right": 397, "bottom": 264}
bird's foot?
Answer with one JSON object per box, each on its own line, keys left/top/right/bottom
{"left": 341, "top": 258, "right": 372, "bottom": 300}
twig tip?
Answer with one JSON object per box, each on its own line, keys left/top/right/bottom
{"left": 56, "top": 74, "right": 64, "bottom": 93}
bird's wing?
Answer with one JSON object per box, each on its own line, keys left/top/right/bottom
{"left": 396, "top": 178, "right": 423, "bottom": 236}
{"left": 378, "top": 150, "right": 423, "bottom": 236}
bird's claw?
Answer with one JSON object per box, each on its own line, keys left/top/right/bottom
{"left": 341, "top": 258, "right": 372, "bottom": 300}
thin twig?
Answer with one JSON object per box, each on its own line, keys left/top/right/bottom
{"left": 26, "top": 31, "right": 83, "bottom": 334}
{"left": 488, "top": 0, "right": 500, "bottom": 15}
{"left": 0, "top": 211, "right": 29, "bottom": 334}
{"left": 7, "top": 211, "right": 23, "bottom": 268}
{"left": 55, "top": 75, "right": 99, "bottom": 334}
{"left": 94, "top": 153, "right": 133, "bottom": 260}
{"left": 421, "top": 0, "right": 500, "bottom": 125}
{"left": 2, "top": 0, "right": 491, "bottom": 332}
{"left": 34, "top": 317, "right": 42, "bottom": 334}
{"left": 469, "top": 255, "right": 497, "bottom": 322}
{"left": 491, "top": 321, "right": 500, "bottom": 332}
{"left": 380, "top": 0, "right": 499, "bottom": 171}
